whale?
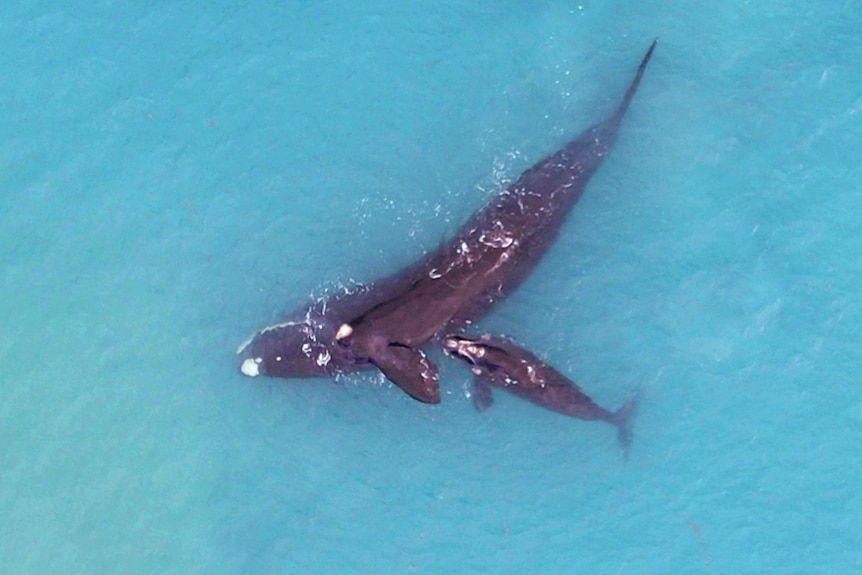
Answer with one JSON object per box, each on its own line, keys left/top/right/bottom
{"left": 238, "top": 40, "right": 657, "bottom": 404}
{"left": 443, "top": 334, "right": 637, "bottom": 449}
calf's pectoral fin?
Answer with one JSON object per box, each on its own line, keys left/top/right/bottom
{"left": 471, "top": 378, "right": 494, "bottom": 412}
{"left": 371, "top": 343, "right": 441, "bottom": 404}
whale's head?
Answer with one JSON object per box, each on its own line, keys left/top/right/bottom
{"left": 237, "top": 311, "right": 345, "bottom": 379}
{"left": 443, "top": 334, "right": 492, "bottom": 368}
{"left": 443, "top": 334, "right": 507, "bottom": 376}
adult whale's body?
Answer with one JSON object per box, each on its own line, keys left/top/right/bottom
{"left": 238, "top": 40, "right": 657, "bottom": 403}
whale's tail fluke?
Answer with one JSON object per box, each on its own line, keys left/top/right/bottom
{"left": 613, "top": 38, "right": 658, "bottom": 123}
{"left": 611, "top": 392, "right": 640, "bottom": 456}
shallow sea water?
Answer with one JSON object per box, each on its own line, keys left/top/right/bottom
{"left": 2, "top": 1, "right": 861, "bottom": 573}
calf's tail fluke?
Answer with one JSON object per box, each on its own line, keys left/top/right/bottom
{"left": 611, "top": 393, "right": 640, "bottom": 455}
{"left": 614, "top": 38, "right": 658, "bottom": 122}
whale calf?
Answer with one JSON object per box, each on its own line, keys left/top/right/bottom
{"left": 443, "top": 334, "right": 637, "bottom": 449}
{"left": 238, "top": 40, "right": 657, "bottom": 404}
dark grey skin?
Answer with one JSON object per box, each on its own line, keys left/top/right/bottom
{"left": 238, "top": 40, "right": 657, "bottom": 404}
{"left": 443, "top": 334, "right": 637, "bottom": 449}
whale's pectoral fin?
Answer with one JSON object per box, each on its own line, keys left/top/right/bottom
{"left": 471, "top": 377, "right": 494, "bottom": 412}
{"left": 371, "top": 343, "right": 441, "bottom": 404}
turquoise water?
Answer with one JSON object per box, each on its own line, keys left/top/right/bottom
{"left": 2, "top": 1, "right": 861, "bottom": 573}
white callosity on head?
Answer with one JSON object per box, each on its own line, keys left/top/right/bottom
{"left": 335, "top": 323, "right": 353, "bottom": 340}
{"left": 444, "top": 338, "right": 485, "bottom": 362}
{"left": 241, "top": 357, "right": 261, "bottom": 377}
